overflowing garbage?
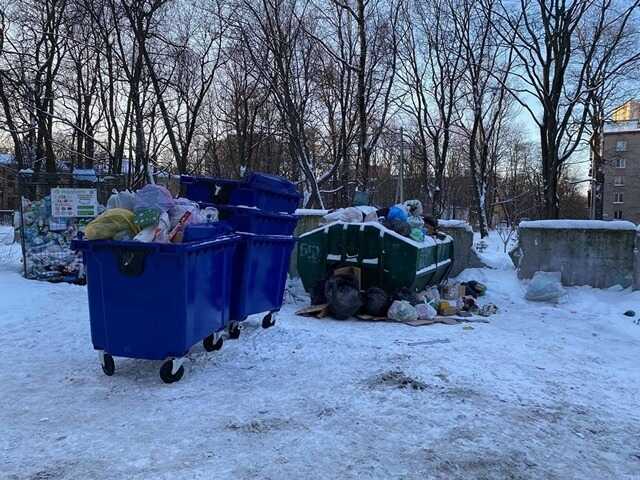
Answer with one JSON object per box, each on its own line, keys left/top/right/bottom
{"left": 296, "top": 264, "right": 497, "bottom": 326}
{"left": 320, "top": 199, "right": 444, "bottom": 244}
{"left": 20, "top": 196, "right": 93, "bottom": 282}
{"left": 83, "top": 185, "right": 219, "bottom": 245}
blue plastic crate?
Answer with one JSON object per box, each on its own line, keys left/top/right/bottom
{"left": 214, "top": 205, "right": 298, "bottom": 236}
{"left": 180, "top": 175, "right": 242, "bottom": 204}
{"left": 72, "top": 236, "right": 238, "bottom": 361}
{"left": 230, "top": 233, "right": 296, "bottom": 322}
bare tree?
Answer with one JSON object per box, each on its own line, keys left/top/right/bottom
{"left": 398, "top": 0, "right": 464, "bottom": 216}
{"left": 495, "top": 0, "right": 639, "bottom": 219}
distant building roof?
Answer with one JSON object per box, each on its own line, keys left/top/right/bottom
{"left": 611, "top": 100, "right": 640, "bottom": 122}
{"left": 72, "top": 168, "right": 98, "bottom": 183}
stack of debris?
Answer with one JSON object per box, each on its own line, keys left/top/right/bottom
{"left": 297, "top": 266, "right": 497, "bottom": 327}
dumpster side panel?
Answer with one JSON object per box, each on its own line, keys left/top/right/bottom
{"left": 297, "top": 229, "right": 327, "bottom": 293}
{"left": 382, "top": 234, "right": 419, "bottom": 292}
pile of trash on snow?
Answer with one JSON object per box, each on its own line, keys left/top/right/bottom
{"left": 296, "top": 199, "right": 497, "bottom": 326}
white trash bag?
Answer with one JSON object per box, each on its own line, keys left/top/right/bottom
{"left": 387, "top": 300, "right": 418, "bottom": 322}
{"left": 525, "top": 271, "right": 566, "bottom": 303}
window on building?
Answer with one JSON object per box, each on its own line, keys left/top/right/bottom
{"left": 614, "top": 192, "right": 624, "bottom": 204}
{"left": 614, "top": 175, "right": 624, "bottom": 186}
{"left": 614, "top": 210, "right": 623, "bottom": 219}
{"left": 616, "top": 140, "right": 628, "bottom": 152}
{"left": 616, "top": 157, "right": 626, "bottom": 168}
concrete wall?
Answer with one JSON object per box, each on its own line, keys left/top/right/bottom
{"left": 517, "top": 221, "right": 636, "bottom": 288}
{"left": 438, "top": 221, "right": 484, "bottom": 277}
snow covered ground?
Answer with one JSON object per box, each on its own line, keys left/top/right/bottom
{"left": 1, "top": 238, "right": 640, "bottom": 479}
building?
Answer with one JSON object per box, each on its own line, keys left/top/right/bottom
{"left": 599, "top": 100, "right": 640, "bottom": 223}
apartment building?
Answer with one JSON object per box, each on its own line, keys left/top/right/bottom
{"left": 600, "top": 100, "right": 640, "bottom": 224}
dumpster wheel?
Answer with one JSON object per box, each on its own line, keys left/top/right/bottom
{"left": 203, "top": 333, "right": 224, "bottom": 352}
{"left": 160, "top": 359, "right": 185, "bottom": 384}
{"left": 228, "top": 322, "right": 241, "bottom": 340}
{"left": 100, "top": 352, "right": 115, "bottom": 376}
{"left": 262, "top": 313, "right": 276, "bottom": 329}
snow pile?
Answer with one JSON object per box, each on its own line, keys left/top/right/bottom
{"left": 294, "top": 208, "right": 330, "bottom": 216}
{"left": 438, "top": 219, "right": 473, "bottom": 232}
{"left": 473, "top": 231, "right": 515, "bottom": 270}
{"left": 520, "top": 219, "right": 636, "bottom": 231}
{"left": 0, "top": 225, "right": 15, "bottom": 245}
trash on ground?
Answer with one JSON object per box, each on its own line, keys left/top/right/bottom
{"left": 624, "top": 310, "right": 635, "bottom": 317}
{"left": 525, "top": 271, "right": 566, "bottom": 303}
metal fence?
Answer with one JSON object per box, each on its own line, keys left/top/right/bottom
{"left": 17, "top": 172, "right": 126, "bottom": 282}
{"left": 0, "top": 209, "right": 13, "bottom": 226}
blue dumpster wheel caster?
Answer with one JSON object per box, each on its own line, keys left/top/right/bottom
{"left": 101, "top": 353, "right": 115, "bottom": 376}
{"left": 203, "top": 334, "right": 224, "bottom": 352}
{"left": 262, "top": 313, "right": 276, "bottom": 329}
{"left": 228, "top": 322, "right": 241, "bottom": 340}
{"left": 160, "top": 359, "right": 184, "bottom": 384}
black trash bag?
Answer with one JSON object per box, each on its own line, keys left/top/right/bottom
{"left": 311, "top": 278, "right": 328, "bottom": 305}
{"left": 324, "top": 274, "right": 362, "bottom": 320}
{"left": 394, "top": 287, "right": 419, "bottom": 306}
{"left": 364, "top": 287, "right": 391, "bottom": 317}
{"left": 383, "top": 219, "right": 411, "bottom": 238}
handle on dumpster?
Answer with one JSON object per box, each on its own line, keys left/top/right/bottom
{"left": 117, "top": 249, "right": 148, "bottom": 276}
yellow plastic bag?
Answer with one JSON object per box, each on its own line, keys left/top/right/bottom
{"left": 84, "top": 208, "right": 140, "bottom": 240}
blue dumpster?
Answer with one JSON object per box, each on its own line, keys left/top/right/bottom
{"left": 72, "top": 235, "right": 239, "bottom": 383}
{"left": 212, "top": 204, "right": 298, "bottom": 236}
{"left": 181, "top": 173, "right": 301, "bottom": 214}
{"left": 230, "top": 233, "right": 296, "bottom": 329}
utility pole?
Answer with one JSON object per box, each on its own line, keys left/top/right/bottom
{"left": 398, "top": 127, "right": 405, "bottom": 203}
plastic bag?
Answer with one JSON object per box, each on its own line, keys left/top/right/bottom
{"left": 169, "top": 199, "right": 201, "bottom": 228}
{"left": 384, "top": 219, "right": 411, "bottom": 237}
{"left": 387, "top": 300, "right": 418, "bottom": 322}
{"left": 409, "top": 228, "right": 425, "bottom": 242}
{"left": 403, "top": 199, "right": 423, "bottom": 217}
{"left": 200, "top": 206, "right": 219, "bottom": 223}
{"left": 134, "top": 184, "right": 175, "bottom": 212}
{"left": 525, "top": 271, "right": 565, "bottom": 303}
{"left": 134, "top": 207, "right": 161, "bottom": 229}
{"left": 394, "top": 287, "right": 419, "bottom": 305}
{"left": 133, "top": 212, "right": 170, "bottom": 243}
{"left": 322, "top": 207, "right": 364, "bottom": 224}
{"left": 355, "top": 205, "right": 379, "bottom": 222}
{"left": 387, "top": 205, "right": 408, "bottom": 223}
{"left": 324, "top": 274, "right": 362, "bottom": 320}
{"left": 416, "top": 302, "right": 437, "bottom": 320}
{"left": 364, "top": 287, "right": 390, "bottom": 317}
{"left": 84, "top": 209, "right": 140, "bottom": 240}
{"left": 106, "top": 190, "right": 136, "bottom": 211}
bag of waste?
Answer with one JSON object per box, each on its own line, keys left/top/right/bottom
{"left": 394, "top": 287, "right": 419, "bottom": 305}
{"left": 106, "top": 190, "right": 136, "bottom": 211}
{"left": 415, "top": 302, "right": 437, "bottom": 320}
{"left": 324, "top": 274, "right": 362, "bottom": 319}
{"left": 84, "top": 209, "right": 140, "bottom": 240}
{"left": 525, "top": 271, "right": 565, "bottom": 303}
{"left": 407, "top": 216, "right": 425, "bottom": 229}
{"left": 403, "top": 199, "right": 424, "bottom": 217}
{"left": 169, "top": 198, "right": 201, "bottom": 228}
{"left": 364, "top": 287, "right": 391, "bottom": 317}
{"left": 387, "top": 205, "right": 408, "bottom": 223}
{"left": 134, "top": 207, "right": 162, "bottom": 229}
{"left": 322, "top": 207, "right": 364, "bottom": 224}
{"left": 462, "top": 280, "right": 487, "bottom": 298}
{"left": 200, "top": 206, "right": 219, "bottom": 223}
{"left": 133, "top": 211, "right": 170, "bottom": 243}
{"left": 409, "top": 228, "right": 425, "bottom": 242}
{"left": 355, "top": 205, "right": 378, "bottom": 222}
{"left": 387, "top": 300, "right": 418, "bottom": 322}
{"left": 134, "top": 184, "right": 175, "bottom": 212}
{"left": 384, "top": 219, "right": 411, "bottom": 238}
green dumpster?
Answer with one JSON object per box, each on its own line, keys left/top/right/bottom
{"left": 297, "top": 221, "right": 454, "bottom": 294}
